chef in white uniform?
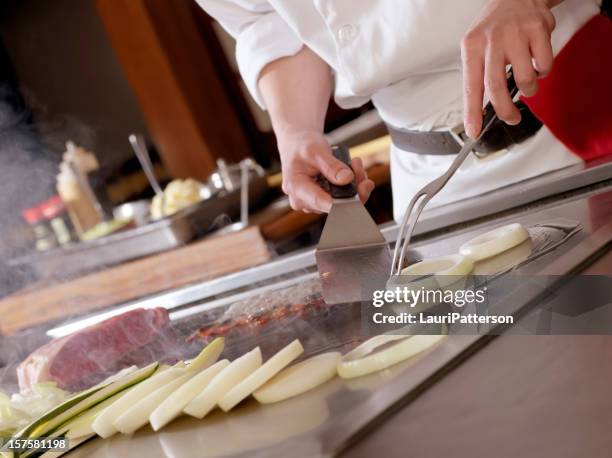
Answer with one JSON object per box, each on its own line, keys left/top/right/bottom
{"left": 196, "top": 0, "right": 601, "bottom": 222}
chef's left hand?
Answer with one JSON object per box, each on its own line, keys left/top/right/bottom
{"left": 461, "top": 0, "right": 561, "bottom": 138}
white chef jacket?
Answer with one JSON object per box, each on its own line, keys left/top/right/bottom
{"left": 197, "top": 0, "right": 601, "bottom": 221}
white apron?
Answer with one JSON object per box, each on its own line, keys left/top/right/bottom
{"left": 390, "top": 126, "right": 581, "bottom": 221}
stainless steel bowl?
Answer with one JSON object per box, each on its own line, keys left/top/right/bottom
{"left": 208, "top": 158, "right": 265, "bottom": 195}
{"left": 112, "top": 199, "right": 151, "bottom": 226}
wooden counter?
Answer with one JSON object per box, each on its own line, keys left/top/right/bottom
{"left": 0, "top": 226, "right": 270, "bottom": 335}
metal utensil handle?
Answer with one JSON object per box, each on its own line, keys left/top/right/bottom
{"left": 129, "top": 133, "right": 163, "bottom": 196}
{"left": 239, "top": 160, "right": 250, "bottom": 227}
{"left": 481, "top": 69, "right": 519, "bottom": 130}
{"left": 317, "top": 145, "right": 357, "bottom": 199}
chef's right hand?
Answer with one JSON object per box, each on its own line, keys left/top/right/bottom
{"left": 277, "top": 131, "right": 375, "bottom": 213}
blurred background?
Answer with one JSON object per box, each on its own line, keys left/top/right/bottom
{"left": 0, "top": 0, "right": 392, "bottom": 303}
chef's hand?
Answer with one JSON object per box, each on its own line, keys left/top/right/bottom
{"left": 462, "top": 0, "right": 561, "bottom": 138}
{"left": 277, "top": 131, "right": 375, "bottom": 213}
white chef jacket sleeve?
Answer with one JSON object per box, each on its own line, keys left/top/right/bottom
{"left": 195, "top": 0, "right": 304, "bottom": 108}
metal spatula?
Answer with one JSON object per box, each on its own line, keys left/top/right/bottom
{"left": 316, "top": 145, "right": 392, "bottom": 304}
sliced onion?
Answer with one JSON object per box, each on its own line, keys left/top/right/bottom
{"left": 183, "top": 347, "right": 262, "bottom": 419}
{"left": 343, "top": 335, "right": 407, "bottom": 359}
{"left": 473, "top": 237, "right": 533, "bottom": 275}
{"left": 460, "top": 223, "right": 529, "bottom": 261}
{"left": 337, "top": 334, "right": 446, "bottom": 379}
{"left": 253, "top": 352, "right": 340, "bottom": 404}
{"left": 150, "top": 359, "right": 229, "bottom": 431}
{"left": 218, "top": 340, "right": 303, "bottom": 412}
{"left": 400, "top": 254, "right": 473, "bottom": 288}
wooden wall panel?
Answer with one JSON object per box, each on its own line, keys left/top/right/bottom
{"left": 95, "top": 0, "right": 252, "bottom": 179}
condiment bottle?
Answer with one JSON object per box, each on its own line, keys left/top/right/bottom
{"left": 56, "top": 162, "right": 102, "bottom": 236}
{"left": 63, "top": 141, "right": 99, "bottom": 174}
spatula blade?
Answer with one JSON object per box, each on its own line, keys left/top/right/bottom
{"left": 316, "top": 197, "right": 392, "bottom": 304}
{"left": 316, "top": 242, "right": 392, "bottom": 304}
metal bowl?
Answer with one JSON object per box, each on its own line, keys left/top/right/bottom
{"left": 112, "top": 199, "right": 151, "bottom": 226}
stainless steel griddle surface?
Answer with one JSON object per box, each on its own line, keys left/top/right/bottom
{"left": 66, "top": 185, "right": 612, "bottom": 458}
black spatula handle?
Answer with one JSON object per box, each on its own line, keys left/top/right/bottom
{"left": 317, "top": 145, "right": 357, "bottom": 199}
{"left": 481, "top": 68, "right": 519, "bottom": 130}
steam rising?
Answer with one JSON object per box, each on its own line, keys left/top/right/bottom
{"left": 0, "top": 86, "right": 95, "bottom": 393}
{"left": 0, "top": 86, "right": 58, "bottom": 297}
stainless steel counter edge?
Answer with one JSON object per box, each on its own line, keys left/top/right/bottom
{"left": 47, "top": 160, "right": 612, "bottom": 338}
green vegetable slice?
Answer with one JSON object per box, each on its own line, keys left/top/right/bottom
{"left": 12, "top": 362, "right": 158, "bottom": 445}
{"left": 186, "top": 337, "right": 224, "bottom": 373}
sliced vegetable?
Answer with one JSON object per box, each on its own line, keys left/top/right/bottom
{"left": 47, "top": 390, "right": 124, "bottom": 443}
{"left": 9, "top": 388, "right": 100, "bottom": 442}
{"left": 473, "top": 237, "right": 533, "bottom": 275}
{"left": 38, "top": 434, "right": 93, "bottom": 458}
{"left": 253, "top": 352, "right": 340, "bottom": 404}
{"left": 186, "top": 337, "right": 225, "bottom": 373}
{"left": 0, "top": 392, "right": 29, "bottom": 439}
{"left": 10, "top": 383, "right": 70, "bottom": 424}
{"left": 459, "top": 222, "right": 529, "bottom": 261}
{"left": 66, "top": 396, "right": 116, "bottom": 440}
{"left": 150, "top": 359, "right": 229, "bottom": 431}
{"left": 184, "top": 347, "right": 262, "bottom": 419}
{"left": 338, "top": 333, "right": 445, "bottom": 379}
{"left": 219, "top": 340, "right": 303, "bottom": 412}
{"left": 400, "top": 254, "right": 474, "bottom": 288}
{"left": 12, "top": 362, "right": 157, "bottom": 442}
{"left": 28, "top": 363, "right": 158, "bottom": 438}
{"left": 92, "top": 366, "right": 185, "bottom": 438}
{"left": 341, "top": 335, "right": 407, "bottom": 358}
{"left": 113, "top": 372, "right": 193, "bottom": 435}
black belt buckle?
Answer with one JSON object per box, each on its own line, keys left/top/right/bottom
{"left": 447, "top": 100, "right": 543, "bottom": 159}
{"left": 476, "top": 100, "right": 543, "bottom": 157}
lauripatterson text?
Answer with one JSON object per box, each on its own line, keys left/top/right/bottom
{"left": 372, "top": 312, "right": 514, "bottom": 325}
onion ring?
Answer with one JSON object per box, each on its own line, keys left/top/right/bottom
{"left": 399, "top": 254, "right": 474, "bottom": 288}
{"left": 460, "top": 223, "right": 529, "bottom": 261}
{"left": 337, "top": 333, "right": 446, "bottom": 379}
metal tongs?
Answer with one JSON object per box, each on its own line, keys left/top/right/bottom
{"left": 391, "top": 69, "right": 518, "bottom": 275}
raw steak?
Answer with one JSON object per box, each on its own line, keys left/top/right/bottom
{"left": 17, "top": 308, "right": 170, "bottom": 392}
